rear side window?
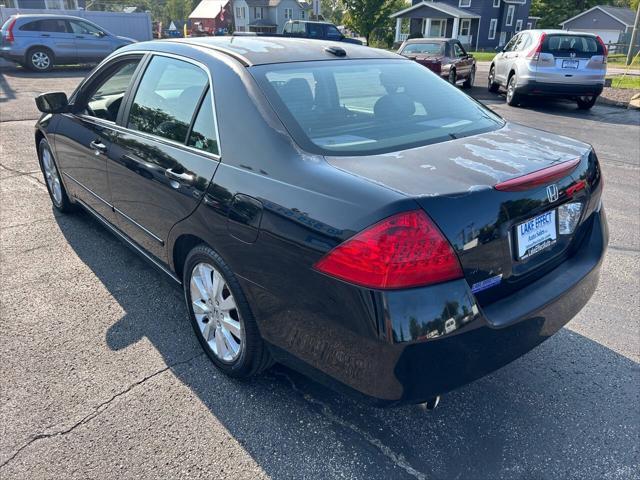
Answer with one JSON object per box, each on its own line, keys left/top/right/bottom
{"left": 401, "top": 43, "right": 445, "bottom": 55}
{"left": 187, "top": 89, "right": 219, "bottom": 155}
{"left": 542, "top": 35, "right": 602, "bottom": 57}
{"left": 85, "top": 59, "right": 141, "bottom": 122}
{"left": 20, "top": 19, "right": 69, "bottom": 33}
{"left": 252, "top": 59, "right": 503, "bottom": 155}
{"left": 127, "top": 56, "right": 208, "bottom": 144}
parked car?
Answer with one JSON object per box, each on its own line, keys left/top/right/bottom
{"left": 0, "top": 14, "right": 135, "bottom": 71}
{"left": 34, "top": 37, "right": 607, "bottom": 407}
{"left": 282, "top": 20, "right": 363, "bottom": 44}
{"left": 488, "top": 29, "right": 607, "bottom": 109}
{"left": 398, "top": 38, "right": 476, "bottom": 88}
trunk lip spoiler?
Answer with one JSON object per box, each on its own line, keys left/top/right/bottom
{"left": 494, "top": 157, "right": 581, "bottom": 192}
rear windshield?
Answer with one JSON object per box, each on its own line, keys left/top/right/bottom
{"left": 542, "top": 34, "right": 603, "bottom": 57}
{"left": 251, "top": 59, "right": 503, "bottom": 156}
{"left": 402, "top": 42, "right": 445, "bottom": 55}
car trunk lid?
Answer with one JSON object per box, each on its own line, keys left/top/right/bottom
{"left": 325, "top": 123, "right": 603, "bottom": 304}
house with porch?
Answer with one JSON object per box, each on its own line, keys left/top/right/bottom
{"left": 232, "top": 0, "right": 313, "bottom": 33}
{"left": 392, "top": 0, "right": 538, "bottom": 51}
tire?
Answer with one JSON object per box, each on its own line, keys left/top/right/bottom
{"left": 463, "top": 66, "right": 476, "bottom": 89}
{"left": 506, "top": 73, "right": 521, "bottom": 106}
{"left": 26, "top": 47, "right": 54, "bottom": 72}
{"left": 577, "top": 95, "right": 597, "bottom": 110}
{"left": 38, "top": 138, "right": 75, "bottom": 213}
{"left": 183, "top": 244, "right": 273, "bottom": 378}
{"left": 448, "top": 68, "right": 457, "bottom": 86}
{"left": 488, "top": 65, "right": 499, "bottom": 93}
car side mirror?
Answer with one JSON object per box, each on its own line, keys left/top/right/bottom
{"left": 96, "top": 31, "right": 106, "bottom": 37}
{"left": 35, "top": 92, "right": 69, "bottom": 114}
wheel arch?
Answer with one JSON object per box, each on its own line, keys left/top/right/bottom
{"left": 172, "top": 233, "right": 208, "bottom": 281}
{"left": 25, "top": 45, "right": 55, "bottom": 62}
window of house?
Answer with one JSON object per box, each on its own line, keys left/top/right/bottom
{"left": 300, "top": 10, "right": 305, "bottom": 19}
{"left": 429, "top": 19, "right": 445, "bottom": 37}
{"left": 527, "top": 21, "right": 532, "bottom": 30}
{"left": 128, "top": 56, "right": 209, "bottom": 144}
{"left": 515, "top": 19, "right": 523, "bottom": 32}
{"left": 506, "top": 5, "right": 515, "bottom": 26}
{"left": 84, "top": 59, "right": 141, "bottom": 122}
{"left": 488, "top": 18, "right": 497, "bottom": 40}
{"left": 284, "top": 8, "right": 292, "bottom": 19}
{"left": 459, "top": 0, "right": 471, "bottom": 7}
{"left": 187, "top": 88, "right": 219, "bottom": 155}
{"left": 460, "top": 19, "right": 471, "bottom": 37}
{"left": 493, "top": 0, "right": 500, "bottom": 7}
{"left": 254, "top": 7, "right": 263, "bottom": 19}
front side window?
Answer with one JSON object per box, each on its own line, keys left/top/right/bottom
{"left": 69, "top": 20, "right": 104, "bottom": 36}
{"left": 503, "top": 34, "right": 520, "bottom": 52}
{"left": 454, "top": 43, "right": 466, "bottom": 57}
{"left": 252, "top": 60, "right": 503, "bottom": 156}
{"left": 187, "top": 89, "right": 219, "bottom": 155}
{"left": 84, "top": 59, "right": 140, "bottom": 122}
{"left": 326, "top": 25, "right": 342, "bottom": 40}
{"left": 127, "top": 56, "right": 208, "bottom": 143}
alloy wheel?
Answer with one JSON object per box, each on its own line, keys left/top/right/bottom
{"left": 507, "top": 77, "right": 516, "bottom": 102}
{"left": 31, "top": 51, "right": 51, "bottom": 70}
{"left": 190, "top": 262, "right": 243, "bottom": 362}
{"left": 41, "top": 147, "right": 63, "bottom": 206}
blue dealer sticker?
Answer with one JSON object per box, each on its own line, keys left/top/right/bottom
{"left": 471, "top": 274, "right": 503, "bottom": 294}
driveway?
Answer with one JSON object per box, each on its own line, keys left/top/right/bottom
{"left": 1, "top": 66, "right": 639, "bottom": 480}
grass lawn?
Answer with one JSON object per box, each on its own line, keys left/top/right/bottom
{"left": 607, "top": 54, "right": 640, "bottom": 67}
{"left": 607, "top": 75, "right": 640, "bottom": 89}
{"left": 469, "top": 51, "right": 496, "bottom": 62}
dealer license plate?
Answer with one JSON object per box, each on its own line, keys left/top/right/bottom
{"left": 516, "top": 210, "right": 557, "bottom": 260}
{"left": 562, "top": 59, "right": 579, "bottom": 69}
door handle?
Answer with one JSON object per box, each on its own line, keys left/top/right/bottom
{"left": 89, "top": 140, "right": 107, "bottom": 153}
{"left": 165, "top": 168, "right": 194, "bottom": 186}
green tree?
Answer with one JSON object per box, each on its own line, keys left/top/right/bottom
{"left": 342, "top": 0, "right": 398, "bottom": 45}
{"left": 531, "top": 0, "right": 637, "bottom": 29}
{"left": 321, "top": 0, "right": 345, "bottom": 25}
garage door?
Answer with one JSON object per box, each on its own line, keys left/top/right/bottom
{"left": 571, "top": 29, "right": 621, "bottom": 45}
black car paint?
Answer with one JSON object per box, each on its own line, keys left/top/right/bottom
{"left": 36, "top": 38, "right": 607, "bottom": 406}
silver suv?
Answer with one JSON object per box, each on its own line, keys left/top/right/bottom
{"left": 0, "top": 14, "right": 135, "bottom": 72}
{"left": 488, "top": 29, "right": 607, "bottom": 110}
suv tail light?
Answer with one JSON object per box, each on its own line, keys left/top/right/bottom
{"left": 314, "top": 210, "right": 463, "bottom": 290}
{"left": 596, "top": 35, "right": 608, "bottom": 58}
{"left": 4, "top": 17, "right": 17, "bottom": 43}
{"left": 494, "top": 157, "right": 581, "bottom": 192}
{"left": 527, "top": 32, "right": 546, "bottom": 60}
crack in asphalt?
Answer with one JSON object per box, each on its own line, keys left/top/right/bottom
{"left": 608, "top": 244, "right": 640, "bottom": 254}
{"left": 0, "top": 162, "right": 45, "bottom": 188}
{"left": 0, "top": 352, "right": 205, "bottom": 470}
{"left": 273, "top": 371, "right": 428, "bottom": 480}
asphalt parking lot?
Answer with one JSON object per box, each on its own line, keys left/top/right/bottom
{"left": 1, "top": 65, "right": 639, "bottom": 480}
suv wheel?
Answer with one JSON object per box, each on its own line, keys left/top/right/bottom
{"left": 38, "top": 138, "right": 75, "bottom": 213}
{"left": 27, "top": 47, "right": 54, "bottom": 72}
{"left": 577, "top": 95, "right": 597, "bottom": 110}
{"left": 488, "top": 66, "right": 499, "bottom": 93}
{"left": 506, "top": 74, "right": 521, "bottom": 106}
{"left": 463, "top": 66, "right": 476, "bottom": 89}
{"left": 184, "top": 245, "right": 273, "bottom": 378}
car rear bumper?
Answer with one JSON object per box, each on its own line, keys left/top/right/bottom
{"left": 0, "top": 47, "right": 23, "bottom": 63}
{"left": 517, "top": 80, "right": 604, "bottom": 97}
{"left": 262, "top": 208, "right": 608, "bottom": 407}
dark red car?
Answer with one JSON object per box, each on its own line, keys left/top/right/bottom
{"left": 398, "top": 38, "right": 476, "bottom": 88}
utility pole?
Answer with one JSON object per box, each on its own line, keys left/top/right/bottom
{"left": 627, "top": 3, "right": 640, "bottom": 66}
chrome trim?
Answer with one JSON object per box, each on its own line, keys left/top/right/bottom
{"left": 114, "top": 206, "right": 164, "bottom": 245}
{"left": 71, "top": 49, "right": 223, "bottom": 161}
{"left": 62, "top": 171, "right": 113, "bottom": 208}
{"left": 75, "top": 197, "right": 181, "bottom": 284}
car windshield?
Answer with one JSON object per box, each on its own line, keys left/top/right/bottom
{"left": 251, "top": 59, "right": 503, "bottom": 155}
{"left": 402, "top": 42, "right": 445, "bottom": 55}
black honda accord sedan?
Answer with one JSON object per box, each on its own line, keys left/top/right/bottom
{"left": 34, "top": 37, "right": 607, "bottom": 406}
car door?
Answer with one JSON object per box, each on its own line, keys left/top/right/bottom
{"left": 67, "top": 19, "right": 113, "bottom": 62}
{"left": 107, "top": 54, "right": 220, "bottom": 260}
{"left": 19, "top": 18, "right": 77, "bottom": 62}
{"left": 495, "top": 34, "right": 520, "bottom": 83}
{"left": 453, "top": 41, "right": 471, "bottom": 79}
{"left": 53, "top": 55, "right": 144, "bottom": 222}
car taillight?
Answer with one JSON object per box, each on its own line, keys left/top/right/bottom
{"left": 527, "top": 32, "right": 546, "bottom": 60}
{"left": 313, "top": 210, "right": 463, "bottom": 290}
{"left": 596, "top": 35, "right": 608, "bottom": 58}
{"left": 5, "top": 18, "right": 17, "bottom": 43}
{"left": 494, "top": 157, "right": 581, "bottom": 192}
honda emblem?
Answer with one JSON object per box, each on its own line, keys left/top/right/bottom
{"left": 546, "top": 184, "right": 559, "bottom": 202}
